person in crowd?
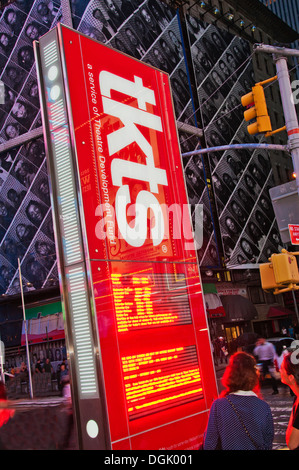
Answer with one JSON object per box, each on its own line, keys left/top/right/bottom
{"left": 60, "top": 363, "right": 68, "bottom": 381}
{"left": 59, "top": 363, "right": 69, "bottom": 395}
{"left": 35, "top": 358, "right": 43, "bottom": 373}
{"left": 203, "top": 352, "right": 274, "bottom": 450}
{"left": 43, "top": 357, "right": 53, "bottom": 375}
{"left": 288, "top": 324, "right": 295, "bottom": 338}
{"left": 253, "top": 337, "right": 279, "bottom": 395}
{"left": 216, "top": 336, "right": 228, "bottom": 364}
{"left": 280, "top": 351, "right": 299, "bottom": 449}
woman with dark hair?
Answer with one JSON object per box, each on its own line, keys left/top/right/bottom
{"left": 280, "top": 352, "right": 299, "bottom": 449}
{"left": 203, "top": 352, "right": 274, "bottom": 450}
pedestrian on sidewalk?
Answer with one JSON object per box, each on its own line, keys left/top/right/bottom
{"left": 202, "top": 352, "right": 274, "bottom": 450}
{"left": 253, "top": 337, "right": 279, "bottom": 395}
{"left": 280, "top": 351, "right": 299, "bottom": 450}
{"left": 216, "top": 336, "right": 228, "bottom": 364}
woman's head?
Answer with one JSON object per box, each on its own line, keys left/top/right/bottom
{"left": 221, "top": 352, "right": 259, "bottom": 396}
{"left": 280, "top": 352, "right": 299, "bottom": 389}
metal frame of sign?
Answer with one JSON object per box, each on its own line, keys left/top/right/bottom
{"left": 34, "top": 24, "right": 217, "bottom": 450}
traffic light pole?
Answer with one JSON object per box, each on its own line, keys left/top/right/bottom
{"left": 292, "top": 291, "right": 299, "bottom": 327}
{"left": 254, "top": 45, "right": 299, "bottom": 326}
{"left": 275, "top": 55, "right": 299, "bottom": 193}
{"left": 254, "top": 44, "right": 299, "bottom": 196}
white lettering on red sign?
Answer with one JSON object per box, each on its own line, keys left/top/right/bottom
{"left": 99, "top": 72, "right": 168, "bottom": 247}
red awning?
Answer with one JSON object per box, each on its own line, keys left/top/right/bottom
{"left": 267, "top": 306, "right": 295, "bottom": 318}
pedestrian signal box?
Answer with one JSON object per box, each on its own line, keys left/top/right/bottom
{"left": 271, "top": 252, "right": 299, "bottom": 285}
{"left": 259, "top": 262, "right": 280, "bottom": 291}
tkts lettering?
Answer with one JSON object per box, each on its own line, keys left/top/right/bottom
{"left": 99, "top": 72, "right": 168, "bottom": 247}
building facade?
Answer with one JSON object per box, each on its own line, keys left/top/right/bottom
{"left": 260, "top": 0, "right": 299, "bottom": 79}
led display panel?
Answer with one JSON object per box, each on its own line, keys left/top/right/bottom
{"left": 35, "top": 24, "right": 217, "bottom": 450}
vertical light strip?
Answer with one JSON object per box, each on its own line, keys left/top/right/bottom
{"left": 67, "top": 265, "right": 98, "bottom": 397}
{"left": 38, "top": 29, "right": 83, "bottom": 267}
{"left": 37, "top": 28, "right": 99, "bottom": 401}
{"left": 51, "top": 127, "right": 82, "bottom": 264}
{"left": 50, "top": 99, "right": 66, "bottom": 128}
{"left": 43, "top": 40, "right": 58, "bottom": 67}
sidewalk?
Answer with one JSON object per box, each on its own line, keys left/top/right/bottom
{"left": 0, "top": 395, "right": 78, "bottom": 450}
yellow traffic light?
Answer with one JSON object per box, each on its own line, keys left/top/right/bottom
{"left": 259, "top": 262, "right": 280, "bottom": 291}
{"left": 271, "top": 252, "right": 299, "bottom": 285}
{"left": 241, "top": 84, "right": 272, "bottom": 135}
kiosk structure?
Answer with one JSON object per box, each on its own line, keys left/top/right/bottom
{"left": 34, "top": 24, "right": 218, "bottom": 450}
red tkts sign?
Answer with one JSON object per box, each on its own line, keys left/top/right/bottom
{"left": 63, "top": 31, "right": 195, "bottom": 262}
{"left": 40, "top": 25, "right": 217, "bottom": 450}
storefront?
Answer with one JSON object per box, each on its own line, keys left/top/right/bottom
{"left": 204, "top": 283, "right": 258, "bottom": 353}
{"left": 266, "top": 305, "right": 298, "bottom": 338}
{"left": 3, "top": 300, "right": 66, "bottom": 373}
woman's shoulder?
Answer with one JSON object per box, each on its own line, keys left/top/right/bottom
{"left": 214, "top": 393, "right": 271, "bottom": 409}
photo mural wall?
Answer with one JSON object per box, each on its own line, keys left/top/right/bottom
{"left": 0, "top": 0, "right": 283, "bottom": 297}
{"left": 0, "top": 0, "right": 61, "bottom": 295}
{"left": 185, "top": 17, "right": 282, "bottom": 268}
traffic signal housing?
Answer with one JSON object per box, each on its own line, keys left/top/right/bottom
{"left": 271, "top": 252, "right": 299, "bottom": 285}
{"left": 241, "top": 84, "right": 272, "bottom": 135}
{"left": 259, "top": 262, "right": 280, "bottom": 292}
{"left": 259, "top": 250, "right": 299, "bottom": 294}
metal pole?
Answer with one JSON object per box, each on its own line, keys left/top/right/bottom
{"left": 0, "top": 127, "right": 43, "bottom": 155}
{"left": 18, "top": 258, "right": 33, "bottom": 399}
{"left": 254, "top": 44, "right": 299, "bottom": 58}
{"left": 181, "top": 142, "right": 288, "bottom": 158}
{"left": 0, "top": 338, "right": 4, "bottom": 383}
{"left": 274, "top": 54, "right": 299, "bottom": 196}
{"left": 253, "top": 44, "right": 299, "bottom": 197}
{"left": 291, "top": 290, "right": 299, "bottom": 326}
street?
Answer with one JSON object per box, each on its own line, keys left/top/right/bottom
{"left": 0, "top": 378, "right": 294, "bottom": 450}
{"left": 215, "top": 363, "right": 294, "bottom": 450}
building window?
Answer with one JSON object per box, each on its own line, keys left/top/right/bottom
{"left": 264, "top": 291, "right": 277, "bottom": 304}
{"left": 248, "top": 286, "right": 265, "bottom": 304}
